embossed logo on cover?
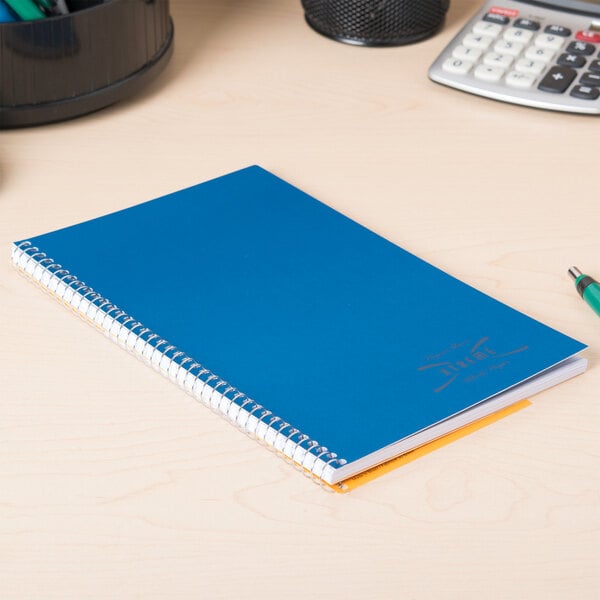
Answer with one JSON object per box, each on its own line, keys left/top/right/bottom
{"left": 418, "top": 337, "right": 529, "bottom": 393}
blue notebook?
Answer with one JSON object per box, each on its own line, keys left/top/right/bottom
{"left": 12, "top": 166, "right": 587, "bottom": 488}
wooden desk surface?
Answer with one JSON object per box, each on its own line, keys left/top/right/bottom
{"left": 2, "top": 1, "right": 599, "bottom": 598}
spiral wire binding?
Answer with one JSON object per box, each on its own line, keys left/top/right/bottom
{"left": 11, "top": 241, "right": 348, "bottom": 491}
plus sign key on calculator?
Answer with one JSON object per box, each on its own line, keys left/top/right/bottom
{"left": 429, "top": 0, "right": 600, "bottom": 114}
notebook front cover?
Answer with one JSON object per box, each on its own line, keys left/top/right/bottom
{"left": 16, "top": 166, "right": 586, "bottom": 466}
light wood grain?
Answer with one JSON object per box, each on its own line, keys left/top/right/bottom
{"left": 1, "top": 1, "right": 599, "bottom": 598}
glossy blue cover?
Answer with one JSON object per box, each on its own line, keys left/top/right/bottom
{"left": 17, "top": 166, "right": 586, "bottom": 465}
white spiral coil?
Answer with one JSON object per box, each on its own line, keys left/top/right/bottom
{"left": 12, "top": 240, "right": 348, "bottom": 489}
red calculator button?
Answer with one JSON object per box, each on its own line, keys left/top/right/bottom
{"left": 576, "top": 31, "right": 600, "bottom": 43}
{"left": 490, "top": 6, "right": 519, "bottom": 18}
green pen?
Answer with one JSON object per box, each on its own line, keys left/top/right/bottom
{"left": 4, "top": 0, "right": 46, "bottom": 20}
{"left": 568, "top": 267, "right": 600, "bottom": 318}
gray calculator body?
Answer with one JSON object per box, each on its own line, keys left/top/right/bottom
{"left": 429, "top": 0, "right": 600, "bottom": 113}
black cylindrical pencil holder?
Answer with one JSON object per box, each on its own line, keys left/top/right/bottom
{"left": 0, "top": 0, "right": 174, "bottom": 128}
{"left": 301, "top": 0, "right": 449, "bottom": 46}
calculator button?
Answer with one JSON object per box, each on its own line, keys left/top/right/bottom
{"left": 483, "top": 52, "right": 514, "bottom": 69}
{"left": 515, "top": 58, "right": 546, "bottom": 75}
{"left": 576, "top": 30, "right": 600, "bottom": 44}
{"left": 566, "top": 41, "right": 596, "bottom": 55}
{"left": 483, "top": 12, "right": 510, "bottom": 25}
{"left": 570, "top": 85, "right": 600, "bottom": 100}
{"left": 538, "top": 66, "right": 577, "bottom": 93}
{"left": 442, "top": 57, "right": 474, "bottom": 75}
{"left": 474, "top": 64, "right": 505, "bottom": 82}
{"left": 514, "top": 18, "right": 540, "bottom": 31}
{"left": 557, "top": 53, "right": 587, "bottom": 68}
{"left": 580, "top": 72, "right": 600, "bottom": 86}
{"left": 506, "top": 71, "right": 536, "bottom": 88}
{"left": 494, "top": 40, "right": 523, "bottom": 56}
{"left": 503, "top": 27, "right": 533, "bottom": 44}
{"left": 589, "top": 59, "right": 600, "bottom": 73}
{"left": 535, "top": 34, "right": 565, "bottom": 51}
{"left": 489, "top": 6, "right": 519, "bottom": 18}
{"left": 473, "top": 21, "right": 502, "bottom": 37}
{"left": 525, "top": 46, "right": 555, "bottom": 63}
{"left": 452, "top": 45, "right": 483, "bottom": 62}
{"left": 544, "top": 25, "right": 571, "bottom": 37}
{"left": 463, "top": 34, "right": 494, "bottom": 50}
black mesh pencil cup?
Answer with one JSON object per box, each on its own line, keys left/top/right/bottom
{"left": 301, "top": 0, "right": 449, "bottom": 46}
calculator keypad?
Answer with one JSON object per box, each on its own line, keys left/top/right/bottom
{"left": 431, "top": 3, "right": 600, "bottom": 112}
{"left": 443, "top": 15, "right": 600, "bottom": 95}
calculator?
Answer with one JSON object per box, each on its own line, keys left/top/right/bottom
{"left": 429, "top": 0, "right": 600, "bottom": 113}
